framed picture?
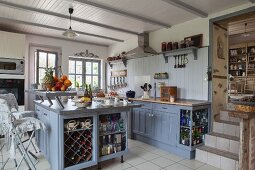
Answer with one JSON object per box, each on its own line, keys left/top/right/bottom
{"left": 184, "top": 34, "right": 203, "bottom": 48}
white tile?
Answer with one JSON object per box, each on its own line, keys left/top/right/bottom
{"left": 137, "top": 143, "right": 153, "bottom": 150}
{"left": 213, "top": 122, "right": 223, "bottom": 133}
{"left": 102, "top": 160, "right": 132, "bottom": 170}
{"left": 164, "top": 163, "right": 192, "bottom": 170}
{"left": 139, "top": 152, "right": 160, "bottom": 161}
{"left": 129, "top": 147, "right": 147, "bottom": 156}
{"left": 205, "top": 134, "right": 216, "bottom": 148}
{"left": 143, "top": 145, "right": 157, "bottom": 152}
{"left": 125, "top": 167, "right": 138, "bottom": 170}
{"left": 220, "top": 156, "right": 236, "bottom": 170}
{"left": 197, "top": 164, "right": 221, "bottom": 170}
{"left": 216, "top": 137, "right": 230, "bottom": 152}
{"left": 135, "top": 161, "right": 161, "bottom": 170}
{"left": 163, "top": 153, "right": 184, "bottom": 162}
{"left": 149, "top": 148, "right": 168, "bottom": 156}
{"left": 195, "top": 149, "right": 207, "bottom": 164}
{"left": 150, "top": 157, "right": 175, "bottom": 168}
{"left": 229, "top": 140, "right": 239, "bottom": 155}
{"left": 126, "top": 156, "right": 147, "bottom": 166}
{"left": 223, "top": 124, "right": 236, "bottom": 136}
{"left": 207, "top": 153, "right": 220, "bottom": 168}
{"left": 178, "top": 159, "right": 204, "bottom": 169}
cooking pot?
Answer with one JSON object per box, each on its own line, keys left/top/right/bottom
{"left": 126, "top": 90, "right": 135, "bottom": 98}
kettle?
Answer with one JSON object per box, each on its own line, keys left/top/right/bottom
{"left": 126, "top": 90, "right": 135, "bottom": 98}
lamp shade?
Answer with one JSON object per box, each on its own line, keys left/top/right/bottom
{"left": 62, "top": 27, "right": 79, "bottom": 38}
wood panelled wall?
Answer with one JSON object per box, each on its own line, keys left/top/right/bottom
{"left": 107, "top": 47, "right": 209, "bottom": 100}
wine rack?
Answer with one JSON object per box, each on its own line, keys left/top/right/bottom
{"left": 179, "top": 109, "right": 208, "bottom": 147}
{"left": 64, "top": 117, "right": 93, "bottom": 168}
{"left": 99, "top": 113, "right": 126, "bottom": 157}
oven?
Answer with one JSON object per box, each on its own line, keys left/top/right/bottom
{"left": 0, "top": 58, "right": 24, "bottom": 75}
{"left": 0, "top": 79, "right": 24, "bottom": 105}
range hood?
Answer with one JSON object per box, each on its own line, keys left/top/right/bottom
{"left": 125, "top": 33, "right": 158, "bottom": 58}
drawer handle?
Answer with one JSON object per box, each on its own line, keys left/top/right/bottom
{"left": 43, "top": 113, "right": 47, "bottom": 116}
{"left": 162, "top": 107, "right": 168, "bottom": 109}
{"left": 36, "top": 109, "right": 40, "bottom": 112}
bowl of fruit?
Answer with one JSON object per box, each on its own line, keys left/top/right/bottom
{"left": 74, "top": 97, "right": 92, "bottom": 108}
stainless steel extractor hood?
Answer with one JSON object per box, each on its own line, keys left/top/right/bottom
{"left": 125, "top": 32, "right": 158, "bottom": 58}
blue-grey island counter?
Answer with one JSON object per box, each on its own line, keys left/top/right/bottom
{"left": 34, "top": 99, "right": 141, "bottom": 170}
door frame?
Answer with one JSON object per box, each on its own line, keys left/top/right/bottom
{"left": 208, "top": 6, "right": 255, "bottom": 102}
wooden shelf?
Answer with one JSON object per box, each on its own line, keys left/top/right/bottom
{"left": 107, "top": 58, "right": 127, "bottom": 69}
{"left": 160, "top": 46, "right": 199, "bottom": 63}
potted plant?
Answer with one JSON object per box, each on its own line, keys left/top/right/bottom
{"left": 140, "top": 83, "right": 152, "bottom": 99}
{"left": 181, "top": 131, "right": 189, "bottom": 145}
{"left": 193, "top": 129, "right": 201, "bottom": 145}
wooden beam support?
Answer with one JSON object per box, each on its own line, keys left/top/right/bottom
{"left": 0, "top": 17, "right": 124, "bottom": 42}
{"left": 75, "top": 0, "right": 171, "bottom": 28}
{"left": 161, "top": 0, "right": 208, "bottom": 18}
{"left": 0, "top": 1, "right": 138, "bottom": 35}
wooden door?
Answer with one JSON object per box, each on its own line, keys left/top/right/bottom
{"left": 212, "top": 24, "right": 228, "bottom": 119}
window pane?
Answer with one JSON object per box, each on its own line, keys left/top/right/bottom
{"left": 92, "top": 76, "right": 99, "bottom": 88}
{"left": 86, "top": 76, "right": 91, "bottom": 85}
{"left": 86, "top": 62, "right": 91, "bottom": 74}
{"left": 48, "top": 53, "right": 56, "bottom": 68}
{"left": 76, "top": 75, "right": 83, "bottom": 87}
{"left": 69, "top": 75, "right": 75, "bottom": 88}
{"left": 69, "top": 60, "right": 75, "bottom": 74}
{"left": 76, "top": 61, "right": 83, "bottom": 74}
{"left": 38, "top": 68, "right": 45, "bottom": 84}
{"left": 38, "top": 52, "right": 47, "bottom": 67}
{"left": 93, "top": 62, "right": 99, "bottom": 74}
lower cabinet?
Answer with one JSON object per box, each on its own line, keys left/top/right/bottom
{"left": 132, "top": 104, "right": 178, "bottom": 146}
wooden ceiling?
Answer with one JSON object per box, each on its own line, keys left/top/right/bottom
{"left": 0, "top": 0, "right": 251, "bottom": 46}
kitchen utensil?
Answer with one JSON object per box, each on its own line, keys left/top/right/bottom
{"left": 126, "top": 90, "right": 135, "bottom": 98}
{"left": 177, "top": 55, "right": 180, "bottom": 68}
{"left": 123, "top": 77, "right": 127, "bottom": 87}
{"left": 174, "top": 56, "right": 177, "bottom": 68}
{"left": 113, "top": 77, "right": 116, "bottom": 89}
{"left": 179, "top": 55, "right": 183, "bottom": 68}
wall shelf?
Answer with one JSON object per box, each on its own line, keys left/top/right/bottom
{"left": 160, "top": 47, "right": 199, "bottom": 63}
{"left": 107, "top": 58, "right": 127, "bottom": 69}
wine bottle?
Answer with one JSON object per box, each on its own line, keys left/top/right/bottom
{"left": 84, "top": 84, "right": 89, "bottom": 97}
{"left": 88, "top": 84, "right": 93, "bottom": 100}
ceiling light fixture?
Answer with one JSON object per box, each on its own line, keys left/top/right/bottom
{"left": 63, "top": 7, "right": 79, "bottom": 38}
{"left": 243, "top": 23, "right": 250, "bottom": 37}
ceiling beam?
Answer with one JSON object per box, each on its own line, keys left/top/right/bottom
{"left": 249, "top": 0, "right": 255, "bottom": 3}
{"left": 0, "top": 1, "right": 138, "bottom": 35}
{"left": 0, "top": 17, "right": 124, "bottom": 42}
{"left": 74, "top": 0, "right": 171, "bottom": 28}
{"left": 161, "top": 0, "right": 208, "bottom": 18}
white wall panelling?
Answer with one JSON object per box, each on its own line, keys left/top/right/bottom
{"left": 107, "top": 47, "right": 208, "bottom": 100}
{"left": 0, "top": 30, "right": 25, "bottom": 59}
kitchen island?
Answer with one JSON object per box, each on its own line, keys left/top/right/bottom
{"left": 129, "top": 98, "right": 211, "bottom": 159}
{"left": 34, "top": 99, "right": 141, "bottom": 170}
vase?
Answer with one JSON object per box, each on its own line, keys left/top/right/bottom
{"left": 142, "top": 91, "right": 150, "bottom": 99}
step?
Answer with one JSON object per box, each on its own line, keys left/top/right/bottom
{"left": 205, "top": 132, "right": 239, "bottom": 155}
{"left": 196, "top": 146, "right": 238, "bottom": 170}
{"left": 213, "top": 121, "right": 240, "bottom": 137}
{"left": 220, "top": 110, "right": 240, "bottom": 123}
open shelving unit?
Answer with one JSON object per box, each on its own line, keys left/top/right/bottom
{"left": 179, "top": 108, "right": 209, "bottom": 150}
{"left": 107, "top": 58, "right": 127, "bottom": 69}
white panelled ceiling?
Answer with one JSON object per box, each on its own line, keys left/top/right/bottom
{"left": 0, "top": 0, "right": 250, "bottom": 46}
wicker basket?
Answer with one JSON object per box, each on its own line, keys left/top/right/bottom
{"left": 234, "top": 104, "right": 255, "bottom": 112}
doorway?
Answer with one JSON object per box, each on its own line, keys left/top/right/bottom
{"left": 209, "top": 6, "right": 255, "bottom": 119}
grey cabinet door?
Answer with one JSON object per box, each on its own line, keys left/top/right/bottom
{"left": 152, "top": 111, "right": 162, "bottom": 140}
{"left": 145, "top": 110, "right": 153, "bottom": 137}
{"left": 161, "top": 112, "right": 178, "bottom": 146}
{"left": 132, "top": 108, "right": 140, "bottom": 133}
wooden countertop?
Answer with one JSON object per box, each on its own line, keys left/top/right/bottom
{"left": 224, "top": 109, "right": 255, "bottom": 119}
{"left": 128, "top": 98, "right": 210, "bottom": 107}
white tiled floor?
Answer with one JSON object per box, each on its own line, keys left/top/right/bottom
{"left": 0, "top": 139, "right": 221, "bottom": 170}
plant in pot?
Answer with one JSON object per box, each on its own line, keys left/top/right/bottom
{"left": 193, "top": 129, "right": 201, "bottom": 145}
{"left": 43, "top": 67, "right": 54, "bottom": 91}
{"left": 140, "top": 83, "right": 152, "bottom": 99}
{"left": 181, "top": 131, "right": 189, "bottom": 145}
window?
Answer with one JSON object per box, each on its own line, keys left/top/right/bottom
{"left": 35, "top": 50, "right": 57, "bottom": 84}
{"left": 68, "top": 58, "right": 101, "bottom": 89}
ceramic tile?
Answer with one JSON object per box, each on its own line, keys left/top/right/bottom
{"left": 150, "top": 157, "right": 175, "bottom": 168}
{"left": 207, "top": 153, "right": 220, "bottom": 168}
{"left": 139, "top": 152, "right": 160, "bottom": 161}
{"left": 149, "top": 148, "right": 169, "bottom": 156}
{"left": 126, "top": 156, "right": 147, "bottom": 166}
{"left": 163, "top": 153, "right": 184, "bottom": 162}
{"left": 229, "top": 140, "right": 239, "bottom": 155}
{"left": 213, "top": 122, "right": 223, "bottom": 134}
{"left": 178, "top": 159, "right": 204, "bottom": 169}
{"left": 125, "top": 167, "right": 138, "bottom": 170}
{"left": 135, "top": 161, "right": 161, "bottom": 170}
{"left": 164, "top": 163, "right": 192, "bottom": 170}
{"left": 197, "top": 164, "right": 221, "bottom": 170}
{"left": 205, "top": 134, "right": 216, "bottom": 148}
{"left": 143, "top": 145, "right": 157, "bottom": 152}
{"left": 220, "top": 156, "right": 236, "bottom": 170}
{"left": 129, "top": 146, "right": 147, "bottom": 156}
{"left": 216, "top": 137, "right": 230, "bottom": 152}
{"left": 195, "top": 149, "right": 207, "bottom": 164}
{"left": 223, "top": 124, "right": 236, "bottom": 136}
{"left": 102, "top": 160, "right": 132, "bottom": 170}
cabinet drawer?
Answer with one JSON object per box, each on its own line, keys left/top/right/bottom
{"left": 153, "top": 103, "right": 178, "bottom": 113}
{"left": 133, "top": 101, "right": 152, "bottom": 110}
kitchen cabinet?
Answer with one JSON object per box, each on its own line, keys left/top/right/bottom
{"left": 0, "top": 31, "right": 25, "bottom": 59}
{"left": 132, "top": 108, "right": 152, "bottom": 136}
